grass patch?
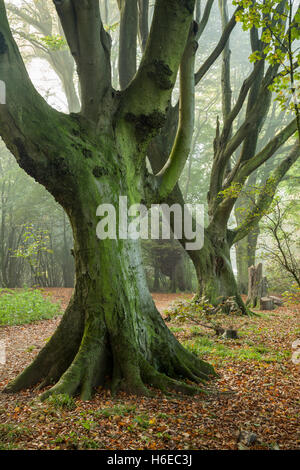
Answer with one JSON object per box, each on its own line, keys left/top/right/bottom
{"left": 156, "top": 412, "right": 170, "bottom": 419}
{"left": 169, "top": 326, "right": 184, "bottom": 333}
{"left": 184, "top": 336, "right": 290, "bottom": 363}
{"left": 0, "top": 423, "right": 29, "bottom": 449}
{"left": 44, "top": 393, "right": 76, "bottom": 411}
{"left": 133, "top": 414, "right": 150, "bottom": 429}
{"left": 98, "top": 404, "right": 136, "bottom": 418}
{"left": 0, "top": 289, "right": 62, "bottom": 325}
{"left": 52, "top": 431, "right": 102, "bottom": 449}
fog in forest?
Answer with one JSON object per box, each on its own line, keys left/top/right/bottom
{"left": 0, "top": 0, "right": 299, "bottom": 452}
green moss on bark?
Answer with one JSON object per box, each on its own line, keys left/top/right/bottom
{"left": 125, "top": 111, "right": 167, "bottom": 141}
{"left": 5, "top": 172, "right": 215, "bottom": 400}
{"left": 147, "top": 60, "right": 173, "bottom": 90}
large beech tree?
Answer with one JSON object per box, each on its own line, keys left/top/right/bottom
{"left": 0, "top": 0, "right": 217, "bottom": 399}
{"left": 11, "top": 0, "right": 298, "bottom": 313}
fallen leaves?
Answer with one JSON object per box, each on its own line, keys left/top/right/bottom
{"left": 0, "top": 291, "right": 299, "bottom": 450}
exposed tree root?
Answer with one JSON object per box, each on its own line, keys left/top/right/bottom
{"left": 39, "top": 352, "right": 208, "bottom": 402}
{"left": 4, "top": 297, "right": 84, "bottom": 394}
{"left": 140, "top": 357, "right": 206, "bottom": 396}
{"left": 3, "top": 293, "right": 217, "bottom": 401}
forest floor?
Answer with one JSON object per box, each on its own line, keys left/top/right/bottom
{"left": 0, "top": 289, "right": 299, "bottom": 450}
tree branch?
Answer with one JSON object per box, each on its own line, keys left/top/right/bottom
{"left": 195, "top": 6, "right": 240, "bottom": 85}
{"left": 6, "top": 3, "right": 51, "bottom": 35}
{"left": 121, "top": 0, "right": 195, "bottom": 120}
{"left": 197, "top": 0, "right": 214, "bottom": 40}
{"left": 53, "top": 0, "right": 111, "bottom": 122}
{"left": 233, "top": 118, "right": 298, "bottom": 183}
{"left": 221, "top": 61, "right": 263, "bottom": 148}
{"left": 211, "top": 118, "right": 297, "bottom": 228}
{"left": 0, "top": 0, "right": 73, "bottom": 194}
{"left": 219, "top": 0, "right": 232, "bottom": 123}
{"left": 138, "top": 0, "right": 149, "bottom": 52}
{"left": 118, "top": 0, "right": 138, "bottom": 90}
{"left": 157, "top": 25, "right": 197, "bottom": 199}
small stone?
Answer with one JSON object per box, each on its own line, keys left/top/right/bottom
{"left": 237, "top": 430, "right": 258, "bottom": 446}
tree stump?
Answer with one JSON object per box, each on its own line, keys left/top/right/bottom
{"left": 269, "top": 295, "right": 284, "bottom": 307}
{"left": 246, "top": 263, "right": 263, "bottom": 308}
{"left": 222, "top": 329, "right": 238, "bottom": 339}
{"left": 259, "top": 297, "right": 274, "bottom": 310}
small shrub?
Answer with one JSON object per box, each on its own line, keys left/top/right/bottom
{"left": 282, "top": 284, "right": 300, "bottom": 304}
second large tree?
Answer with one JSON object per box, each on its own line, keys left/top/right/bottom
{"left": 0, "top": 0, "right": 215, "bottom": 399}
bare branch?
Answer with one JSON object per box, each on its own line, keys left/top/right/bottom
{"left": 195, "top": 6, "right": 240, "bottom": 85}
{"left": 221, "top": 61, "right": 263, "bottom": 146}
{"left": 232, "top": 142, "right": 300, "bottom": 244}
{"left": 197, "top": 0, "right": 214, "bottom": 40}
{"left": 6, "top": 3, "right": 51, "bottom": 35}
{"left": 233, "top": 118, "right": 298, "bottom": 183}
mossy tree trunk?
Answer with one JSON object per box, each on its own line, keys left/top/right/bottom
{"left": 190, "top": 225, "right": 246, "bottom": 312}
{"left": 0, "top": 0, "right": 218, "bottom": 399}
{"left": 4, "top": 136, "right": 215, "bottom": 400}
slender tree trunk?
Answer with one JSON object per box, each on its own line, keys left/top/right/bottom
{"left": 61, "top": 212, "right": 74, "bottom": 288}
{"left": 175, "top": 255, "right": 188, "bottom": 292}
{"left": 235, "top": 225, "right": 259, "bottom": 294}
{"left": 246, "top": 263, "right": 263, "bottom": 308}
{"left": 235, "top": 236, "right": 249, "bottom": 294}
{"left": 153, "top": 264, "right": 160, "bottom": 292}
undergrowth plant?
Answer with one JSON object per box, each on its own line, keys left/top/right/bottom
{"left": 0, "top": 289, "right": 62, "bottom": 325}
